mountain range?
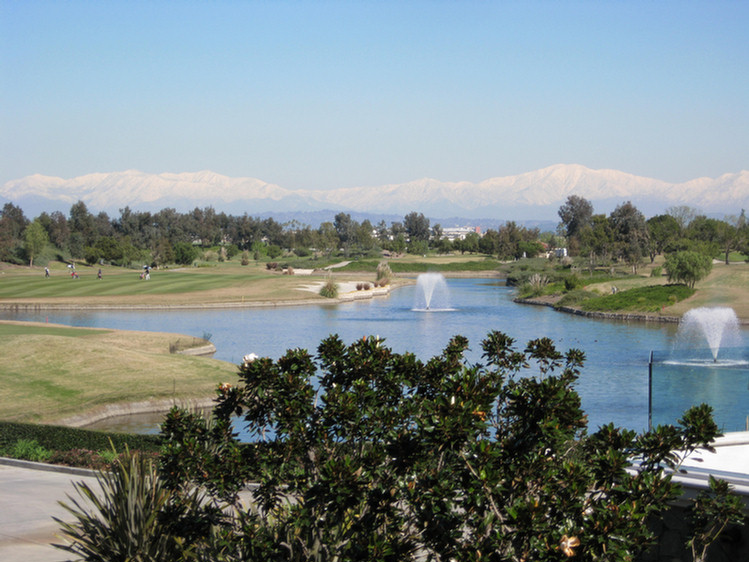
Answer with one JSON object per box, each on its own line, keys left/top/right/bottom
{"left": 2, "top": 164, "right": 747, "bottom": 223}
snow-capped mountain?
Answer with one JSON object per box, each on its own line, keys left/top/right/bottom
{"left": 2, "top": 164, "right": 747, "bottom": 220}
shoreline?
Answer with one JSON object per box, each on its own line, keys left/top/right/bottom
{"left": 0, "top": 282, "right": 396, "bottom": 311}
{"left": 513, "top": 296, "right": 749, "bottom": 325}
{"left": 59, "top": 397, "right": 218, "bottom": 428}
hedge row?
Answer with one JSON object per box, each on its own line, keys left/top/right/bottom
{"left": 339, "top": 259, "right": 502, "bottom": 274}
{"left": 0, "top": 421, "right": 162, "bottom": 454}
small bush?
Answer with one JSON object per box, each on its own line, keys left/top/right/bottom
{"left": 527, "top": 273, "right": 549, "bottom": 296}
{"left": 375, "top": 261, "right": 393, "bottom": 282}
{"left": 202, "top": 250, "right": 218, "bottom": 262}
{"left": 47, "top": 448, "right": 132, "bottom": 471}
{"left": 564, "top": 274, "right": 582, "bottom": 291}
{"left": 319, "top": 278, "right": 338, "bottom": 298}
{"left": 651, "top": 266, "right": 662, "bottom": 277}
{"left": 266, "top": 262, "right": 278, "bottom": 270}
{"left": 9, "top": 438, "right": 51, "bottom": 462}
{"left": 294, "top": 247, "right": 311, "bottom": 257}
{"left": 55, "top": 450, "right": 190, "bottom": 560}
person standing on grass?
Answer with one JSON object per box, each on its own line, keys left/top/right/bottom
{"left": 98, "top": 268, "right": 102, "bottom": 280}
{"left": 44, "top": 267, "right": 49, "bottom": 277}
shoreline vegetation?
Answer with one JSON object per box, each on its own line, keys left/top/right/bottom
{"left": 1, "top": 255, "right": 748, "bottom": 428}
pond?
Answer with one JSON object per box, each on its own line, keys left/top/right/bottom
{"left": 4, "top": 278, "right": 744, "bottom": 433}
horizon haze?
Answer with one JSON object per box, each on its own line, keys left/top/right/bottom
{"left": 2, "top": 164, "right": 747, "bottom": 224}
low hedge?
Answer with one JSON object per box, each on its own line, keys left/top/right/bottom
{"left": 339, "top": 259, "right": 502, "bottom": 274}
{"left": 0, "top": 421, "right": 162, "bottom": 454}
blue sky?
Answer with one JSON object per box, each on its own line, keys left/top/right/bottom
{"left": 1, "top": 0, "right": 747, "bottom": 190}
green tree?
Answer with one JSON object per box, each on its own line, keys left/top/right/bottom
{"left": 403, "top": 211, "right": 430, "bottom": 242}
{"left": 391, "top": 232, "right": 406, "bottom": 254}
{"left": 460, "top": 231, "right": 480, "bottom": 254}
{"left": 558, "top": 195, "right": 593, "bottom": 255}
{"left": 47, "top": 210, "right": 71, "bottom": 249}
{"left": 69, "top": 201, "right": 96, "bottom": 246}
{"left": 647, "top": 214, "right": 681, "bottom": 262}
{"left": 158, "top": 332, "right": 726, "bottom": 562}
{"left": 317, "top": 222, "right": 339, "bottom": 257}
{"left": 334, "top": 213, "right": 355, "bottom": 255}
{"left": 354, "top": 219, "right": 376, "bottom": 252}
{"left": 0, "top": 202, "right": 28, "bottom": 262}
{"left": 407, "top": 239, "right": 428, "bottom": 255}
{"left": 94, "top": 236, "right": 123, "bottom": 263}
{"left": 24, "top": 218, "right": 49, "bottom": 267}
{"left": 609, "top": 201, "right": 648, "bottom": 273}
{"left": 497, "top": 221, "right": 522, "bottom": 259}
{"left": 478, "top": 229, "right": 499, "bottom": 255}
{"left": 431, "top": 223, "right": 443, "bottom": 245}
{"left": 173, "top": 241, "right": 199, "bottom": 265}
{"left": 664, "top": 250, "right": 713, "bottom": 288}
{"left": 579, "top": 214, "right": 614, "bottom": 271}
{"left": 714, "top": 219, "right": 738, "bottom": 265}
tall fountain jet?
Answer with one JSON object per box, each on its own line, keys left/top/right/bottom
{"left": 414, "top": 273, "right": 451, "bottom": 311}
{"left": 676, "top": 307, "right": 742, "bottom": 362}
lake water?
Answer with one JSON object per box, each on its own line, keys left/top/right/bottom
{"left": 3, "top": 278, "right": 746, "bottom": 433}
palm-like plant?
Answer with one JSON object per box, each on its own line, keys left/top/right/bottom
{"left": 54, "top": 449, "right": 182, "bottom": 562}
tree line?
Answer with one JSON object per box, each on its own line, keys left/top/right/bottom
{"left": 0, "top": 202, "right": 545, "bottom": 268}
{"left": 558, "top": 196, "right": 748, "bottom": 284}
{"left": 1, "top": 198, "right": 746, "bottom": 272}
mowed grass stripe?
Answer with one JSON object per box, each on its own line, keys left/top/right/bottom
{"left": 0, "top": 323, "right": 109, "bottom": 338}
{"left": 0, "top": 271, "right": 264, "bottom": 299}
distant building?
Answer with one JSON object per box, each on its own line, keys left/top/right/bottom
{"left": 442, "top": 226, "right": 481, "bottom": 241}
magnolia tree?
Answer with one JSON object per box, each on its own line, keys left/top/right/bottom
{"left": 139, "top": 332, "right": 746, "bottom": 562}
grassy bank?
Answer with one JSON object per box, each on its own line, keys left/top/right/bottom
{"left": 572, "top": 262, "right": 749, "bottom": 319}
{"left": 0, "top": 321, "right": 237, "bottom": 424}
{"left": 0, "top": 262, "right": 330, "bottom": 306}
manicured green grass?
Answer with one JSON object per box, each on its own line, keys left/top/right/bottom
{"left": 0, "top": 323, "right": 106, "bottom": 338}
{"left": 579, "top": 284, "right": 695, "bottom": 313}
{"left": 0, "top": 321, "right": 237, "bottom": 423}
{"left": 0, "top": 269, "right": 264, "bottom": 299}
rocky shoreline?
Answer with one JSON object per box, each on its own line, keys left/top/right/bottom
{"left": 513, "top": 296, "right": 682, "bottom": 324}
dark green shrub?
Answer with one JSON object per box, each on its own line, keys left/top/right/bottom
{"left": 564, "top": 273, "right": 583, "bottom": 291}
{"left": 157, "top": 332, "right": 730, "bottom": 561}
{"left": 0, "top": 421, "right": 161, "bottom": 454}
{"left": 173, "top": 241, "right": 199, "bottom": 265}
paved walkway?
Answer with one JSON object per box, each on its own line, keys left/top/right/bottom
{"left": 0, "top": 460, "right": 99, "bottom": 562}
